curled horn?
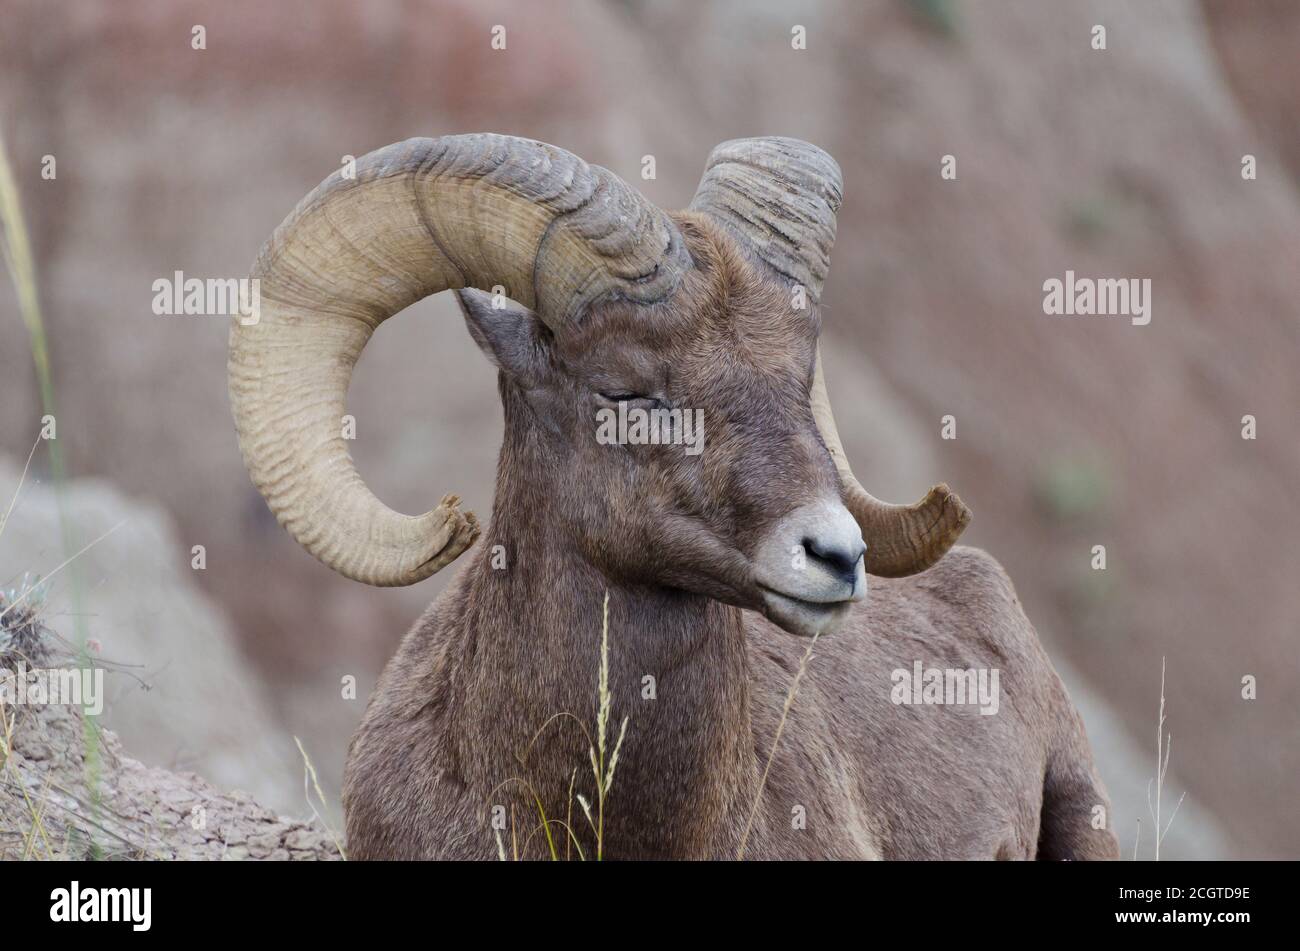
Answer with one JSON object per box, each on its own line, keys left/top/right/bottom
{"left": 229, "top": 134, "right": 689, "bottom": 586}
{"left": 689, "top": 136, "right": 970, "bottom": 576}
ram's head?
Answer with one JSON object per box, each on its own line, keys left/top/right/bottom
{"left": 229, "top": 135, "right": 969, "bottom": 636}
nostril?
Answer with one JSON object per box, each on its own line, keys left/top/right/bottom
{"left": 803, "top": 536, "right": 865, "bottom": 583}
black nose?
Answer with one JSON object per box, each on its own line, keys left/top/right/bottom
{"left": 803, "top": 536, "right": 866, "bottom": 584}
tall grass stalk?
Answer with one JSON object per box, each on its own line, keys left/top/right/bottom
{"left": 588, "top": 591, "right": 629, "bottom": 860}
{"left": 503, "top": 591, "right": 627, "bottom": 861}
{"left": 569, "top": 593, "right": 629, "bottom": 861}
{"left": 0, "top": 130, "right": 101, "bottom": 852}
{"left": 1145, "top": 656, "right": 1185, "bottom": 861}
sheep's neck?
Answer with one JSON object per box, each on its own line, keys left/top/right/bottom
{"left": 447, "top": 429, "right": 758, "bottom": 857}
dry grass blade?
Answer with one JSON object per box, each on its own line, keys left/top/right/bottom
{"left": 293, "top": 736, "right": 347, "bottom": 860}
{"left": 0, "top": 133, "right": 52, "bottom": 411}
{"left": 0, "top": 520, "right": 125, "bottom": 625}
{"left": 1, "top": 704, "right": 54, "bottom": 859}
{"left": 1140, "top": 656, "right": 1186, "bottom": 861}
{"left": 737, "top": 632, "right": 820, "bottom": 860}
{"left": 0, "top": 436, "right": 41, "bottom": 545}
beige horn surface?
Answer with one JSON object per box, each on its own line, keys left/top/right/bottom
{"left": 690, "top": 136, "right": 969, "bottom": 576}
{"left": 811, "top": 351, "right": 970, "bottom": 576}
{"left": 229, "top": 134, "right": 689, "bottom": 586}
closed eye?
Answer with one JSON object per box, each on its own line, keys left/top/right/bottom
{"left": 599, "top": 391, "right": 660, "bottom": 406}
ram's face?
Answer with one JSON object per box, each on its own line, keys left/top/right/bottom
{"left": 460, "top": 218, "right": 867, "bottom": 637}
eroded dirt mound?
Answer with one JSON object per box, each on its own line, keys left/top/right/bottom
{"left": 3, "top": 709, "right": 340, "bottom": 860}
{"left": 1, "top": 607, "right": 340, "bottom": 860}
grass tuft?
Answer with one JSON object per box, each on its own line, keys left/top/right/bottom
{"left": 492, "top": 590, "right": 628, "bottom": 861}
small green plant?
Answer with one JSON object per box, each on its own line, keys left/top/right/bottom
{"left": 1063, "top": 194, "right": 1117, "bottom": 243}
{"left": 1034, "top": 452, "right": 1111, "bottom": 522}
{"left": 905, "top": 0, "right": 961, "bottom": 37}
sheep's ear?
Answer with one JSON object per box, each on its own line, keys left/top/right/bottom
{"left": 455, "top": 289, "right": 552, "bottom": 383}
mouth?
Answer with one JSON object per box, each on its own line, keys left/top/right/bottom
{"left": 757, "top": 584, "right": 856, "bottom": 637}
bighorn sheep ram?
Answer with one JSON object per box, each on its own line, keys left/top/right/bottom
{"left": 228, "top": 134, "right": 1118, "bottom": 860}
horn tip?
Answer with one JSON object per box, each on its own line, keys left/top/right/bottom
{"left": 375, "top": 497, "right": 481, "bottom": 587}
{"left": 927, "top": 483, "right": 973, "bottom": 533}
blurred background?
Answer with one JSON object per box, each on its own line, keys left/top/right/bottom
{"left": 0, "top": 0, "right": 1296, "bottom": 858}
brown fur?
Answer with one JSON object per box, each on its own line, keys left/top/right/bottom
{"left": 342, "top": 216, "right": 1119, "bottom": 860}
